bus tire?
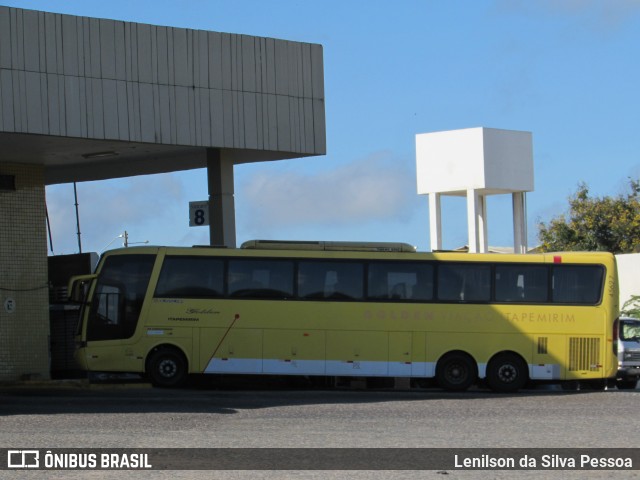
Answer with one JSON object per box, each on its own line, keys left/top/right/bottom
{"left": 616, "top": 379, "right": 638, "bottom": 390}
{"left": 146, "top": 347, "right": 188, "bottom": 388}
{"left": 581, "top": 379, "right": 607, "bottom": 391}
{"left": 486, "top": 353, "right": 528, "bottom": 393}
{"left": 436, "top": 352, "right": 477, "bottom": 391}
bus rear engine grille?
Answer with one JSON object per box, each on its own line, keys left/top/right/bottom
{"left": 568, "top": 337, "right": 600, "bottom": 372}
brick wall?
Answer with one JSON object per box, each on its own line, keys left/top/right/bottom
{"left": 0, "top": 163, "right": 50, "bottom": 381}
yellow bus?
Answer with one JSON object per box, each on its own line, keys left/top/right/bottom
{"left": 69, "top": 240, "right": 619, "bottom": 392}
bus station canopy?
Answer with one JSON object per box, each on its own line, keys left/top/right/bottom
{"left": 0, "top": 6, "right": 326, "bottom": 184}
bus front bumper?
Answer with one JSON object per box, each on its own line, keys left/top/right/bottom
{"left": 74, "top": 345, "right": 90, "bottom": 371}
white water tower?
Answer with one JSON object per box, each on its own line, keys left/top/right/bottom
{"left": 416, "top": 127, "right": 534, "bottom": 253}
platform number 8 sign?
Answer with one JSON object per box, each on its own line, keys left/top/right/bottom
{"left": 189, "top": 201, "right": 210, "bottom": 227}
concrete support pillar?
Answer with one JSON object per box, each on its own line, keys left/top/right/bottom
{"left": 429, "top": 193, "right": 442, "bottom": 252}
{"left": 513, "top": 192, "right": 528, "bottom": 254}
{"left": 479, "top": 193, "right": 488, "bottom": 253}
{"left": 206, "top": 149, "right": 236, "bottom": 248}
{"left": 467, "top": 189, "right": 488, "bottom": 253}
{"left": 0, "top": 163, "right": 50, "bottom": 381}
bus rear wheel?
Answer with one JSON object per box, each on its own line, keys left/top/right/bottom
{"left": 436, "top": 353, "right": 477, "bottom": 391}
{"left": 486, "top": 353, "right": 528, "bottom": 393}
{"left": 147, "top": 348, "right": 188, "bottom": 388}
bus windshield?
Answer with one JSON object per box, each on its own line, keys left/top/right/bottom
{"left": 86, "top": 254, "right": 155, "bottom": 341}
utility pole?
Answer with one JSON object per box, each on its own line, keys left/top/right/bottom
{"left": 73, "top": 182, "right": 82, "bottom": 253}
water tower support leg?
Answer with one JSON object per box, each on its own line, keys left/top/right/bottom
{"left": 513, "top": 192, "right": 528, "bottom": 254}
{"left": 429, "top": 193, "right": 442, "bottom": 251}
{"left": 467, "top": 189, "right": 488, "bottom": 253}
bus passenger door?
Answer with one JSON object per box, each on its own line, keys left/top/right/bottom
{"left": 81, "top": 279, "right": 138, "bottom": 372}
{"left": 80, "top": 254, "right": 156, "bottom": 373}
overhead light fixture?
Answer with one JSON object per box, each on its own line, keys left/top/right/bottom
{"left": 81, "top": 151, "right": 120, "bottom": 159}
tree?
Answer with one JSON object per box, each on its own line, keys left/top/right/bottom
{"left": 622, "top": 295, "right": 640, "bottom": 319}
{"left": 537, "top": 180, "right": 640, "bottom": 254}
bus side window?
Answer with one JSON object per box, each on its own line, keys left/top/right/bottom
{"left": 390, "top": 282, "right": 407, "bottom": 299}
{"left": 297, "top": 263, "right": 325, "bottom": 299}
{"left": 438, "top": 264, "right": 490, "bottom": 302}
{"left": 552, "top": 265, "right": 603, "bottom": 304}
{"left": 367, "top": 269, "right": 388, "bottom": 299}
{"left": 228, "top": 259, "right": 294, "bottom": 299}
{"left": 367, "top": 262, "right": 434, "bottom": 301}
{"left": 495, "top": 265, "right": 549, "bottom": 303}
{"left": 438, "top": 265, "right": 464, "bottom": 301}
{"left": 413, "top": 266, "right": 434, "bottom": 301}
{"left": 155, "top": 257, "right": 224, "bottom": 298}
{"left": 326, "top": 264, "right": 363, "bottom": 299}
{"left": 298, "top": 261, "right": 363, "bottom": 300}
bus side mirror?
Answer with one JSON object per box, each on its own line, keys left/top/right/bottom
{"left": 68, "top": 274, "right": 97, "bottom": 304}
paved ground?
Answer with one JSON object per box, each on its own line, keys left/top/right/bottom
{"left": 1, "top": 380, "right": 638, "bottom": 479}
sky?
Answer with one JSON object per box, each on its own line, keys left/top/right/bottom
{"left": 6, "top": 0, "right": 640, "bottom": 254}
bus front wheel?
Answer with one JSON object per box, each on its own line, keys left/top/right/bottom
{"left": 146, "top": 347, "right": 188, "bottom": 388}
{"left": 436, "top": 353, "right": 477, "bottom": 391}
{"left": 486, "top": 353, "right": 528, "bottom": 393}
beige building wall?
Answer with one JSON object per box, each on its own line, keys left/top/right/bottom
{"left": 0, "top": 163, "right": 50, "bottom": 381}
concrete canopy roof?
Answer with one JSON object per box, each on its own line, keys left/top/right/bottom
{"left": 0, "top": 132, "right": 315, "bottom": 184}
{"left": 0, "top": 6, "right": 326, "bottom": 185}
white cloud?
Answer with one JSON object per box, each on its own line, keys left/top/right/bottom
{"left": 495, "top": 0, "right": 640, "bottom": 32}
{"left": 238, "top": 151, "right": 419, "bottom": 233}
{"left": 45, "top": 153, "right": 423, "bottom": 253}
{"left": 46, "top": 173, "right": 186, "bottom": 254}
